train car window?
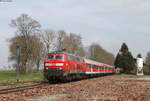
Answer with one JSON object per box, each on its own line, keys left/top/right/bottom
{"left": 76, "top": 57, "right": 80, "bottom": 62}
{"left": 55, "top": 55, "right": 63, "bottom": 59}
{"left": 92, "top": 65, "right": 95, "bottom": 69}
{"left": 82, "top": 58, "right": 85, "bottom": 62}
{"left": 48, "top": 55, "right": 54, "bottom": 59}
{"left": 98, "top": 66, "right": 100, "bottom": 69}
{"left": 91, "top": 65, "right": 94, "bottom": 69}
{"left": 76, "top": 57, "right": 84, "bottom": 62}
{"left": 90, "top": 65, "right": 92, "bottom": 69}
{"left": 67, "top": 56, "right": 75, "bottom": 61}
{"left": 87, "top": 64, "right": 91, "bottom": 68}
{"left": 93, "top": 65, "right": 97, "bottom": 69}
{"left": 96, "top": 65, "right": 98, "bottom": 69}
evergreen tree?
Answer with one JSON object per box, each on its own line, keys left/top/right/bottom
{"left": 145, "top": 52, "right": 150, "bottom": 69}
{"left": 114, "top": 43, "right": 135, "bottom": 73}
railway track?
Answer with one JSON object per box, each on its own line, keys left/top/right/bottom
{"left": 0, "top": 83, "right": 46, "bottom": 94}
{"left": 0, "top": 77, "right": 101, "bottom": 95}
{"left": 0, "top": 80, "right": 42, "bottom": 86}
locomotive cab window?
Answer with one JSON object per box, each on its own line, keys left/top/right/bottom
{"left": 55, "top": 55, "right": 63, "bottom": 59}
{"left": 48, "top": 54, "right": 63, "bottom": 59}
{"left": 48, "top": 55, "right": 54, "bottom": 59}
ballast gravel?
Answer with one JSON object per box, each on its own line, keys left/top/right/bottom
{"left": 0, "top": 74, "right": 150, "bottom": 101}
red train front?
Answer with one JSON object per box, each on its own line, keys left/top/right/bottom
{"left": 44, "top": 52, "right": 86, "bottom": 82}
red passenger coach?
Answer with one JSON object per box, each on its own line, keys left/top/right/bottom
{"left": 44, "top": 51, "right": 116, "bottom": 82}
{"left": 84, "top": 58, "right": 115, "bottom": 75}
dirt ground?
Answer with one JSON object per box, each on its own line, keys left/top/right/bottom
{"left": 1, "top": 74, "right": 150, "bottom": 101}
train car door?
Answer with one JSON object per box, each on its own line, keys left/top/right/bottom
{"left": 67, "top": 55, "right": 76, "bottom": 72}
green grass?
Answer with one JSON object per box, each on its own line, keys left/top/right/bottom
{"left": 0, "top": 70, "right": 43, "bottom": 83}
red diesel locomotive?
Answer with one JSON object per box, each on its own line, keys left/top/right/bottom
{"left": 44, "top": 51, "right": 116, "bottom": 82}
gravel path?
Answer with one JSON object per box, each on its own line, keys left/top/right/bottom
{"left": 0, "top": 74, "right": 150, "bottom": 101}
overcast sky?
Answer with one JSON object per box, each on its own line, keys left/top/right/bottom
{"left": 0, "top": 0, "right": 150, "bottom": 69}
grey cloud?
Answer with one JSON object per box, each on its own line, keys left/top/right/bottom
{"left": 0, "top": 0, "right": 150, "bottom": 68}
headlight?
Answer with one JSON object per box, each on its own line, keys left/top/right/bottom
{"left": 56, "top": 63, "right": 64, "bottom": 66}
{"left": 45, "top": 63, "right": 63, "bottom": 66}
{"left": 45, "top": 63, "right": 52, "bottom": 66}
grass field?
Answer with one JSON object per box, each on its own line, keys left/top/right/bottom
{"left": 0, "top": 70, "right": 43, "bottom": 83}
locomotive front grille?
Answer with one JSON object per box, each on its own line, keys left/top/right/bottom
{"left": 44, "top": 68, "right": 64, "bottom": 77}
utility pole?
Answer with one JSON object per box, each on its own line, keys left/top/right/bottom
{"left": 16, "top": 44, "right": 21, "bottom": 85}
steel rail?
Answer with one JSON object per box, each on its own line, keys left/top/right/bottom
{"left": 0, "top": 83, "right": 46, "bottom": 94}
{"left": 0, "top": 80, "right": 42, "bottom": 86}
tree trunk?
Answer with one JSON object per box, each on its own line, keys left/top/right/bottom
{"left": 36, "top": 59, "right": 40, "bottom": 71}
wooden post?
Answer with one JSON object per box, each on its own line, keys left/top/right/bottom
{"left": 16, "top": 44, "right": 21, "bottom": 84}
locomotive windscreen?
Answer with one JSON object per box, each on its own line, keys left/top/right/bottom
{"left": 48, "top": 54, "right": 63, "bottom": 60}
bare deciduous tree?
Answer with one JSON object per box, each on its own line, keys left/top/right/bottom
{"left": 145, "top": 52, "right": 150, "bottom": 69}
{"left": 31, "top": 35, "right": 44, "bottom": 71}
{"left": 10, "top": 14, "right": 41, "bottom": 36}
{"left": 88, "top": 43, "right": 115, "bottom": 65}
{"left": 68, "top": 33, "right": 85, "bottom": 57}
{"left": 40, "top": 29, "right": 56, "bottom": 54}
{"left": 9, "top": 14, "right": 41, "bottom": 74}
{"left": 51, "top": 30, "right": 86, "bottom": 57}
{"left": 59, "top": 33, "right": 85, "bottom": 57}
{"left": 9, "top": 35, "right": 43, "bottom": 73}
{"left": 56, "top": 30, "right": 67, "bottom": 50}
